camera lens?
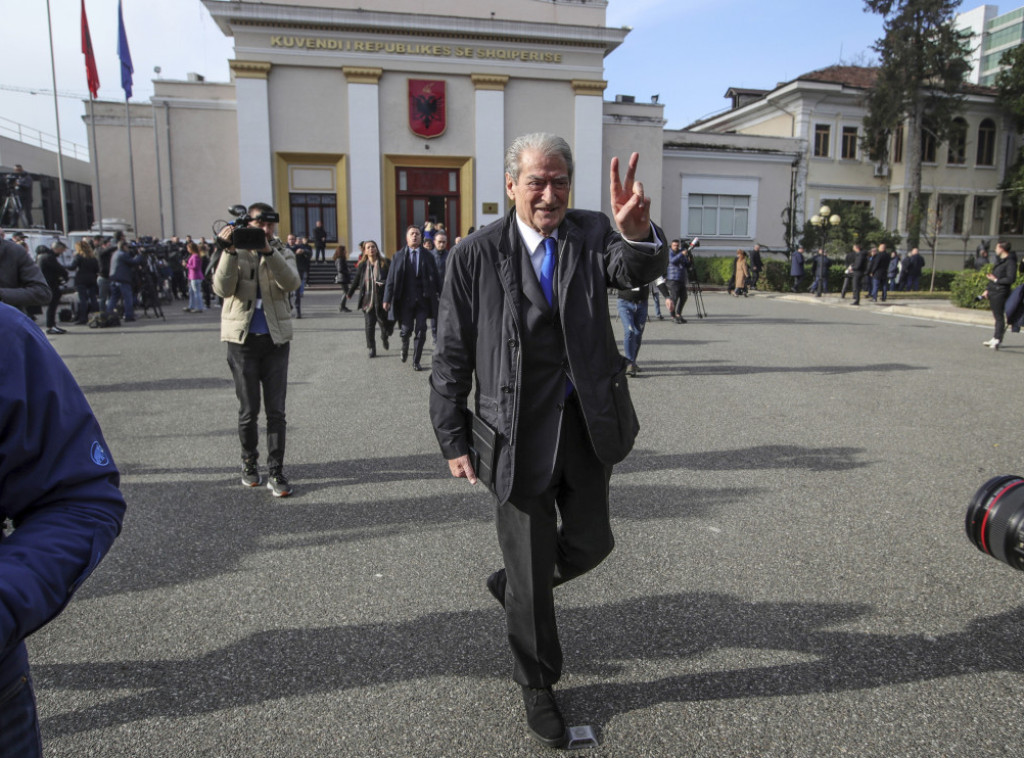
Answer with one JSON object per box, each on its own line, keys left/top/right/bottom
{"left": 966, "top": 475, "right": 1024, "bottom": 571}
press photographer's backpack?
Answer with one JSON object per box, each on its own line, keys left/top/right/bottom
{"left": 87, "top": 311, "right": 120, "bottom": 328}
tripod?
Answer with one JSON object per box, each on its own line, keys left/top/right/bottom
{"left": 0, "top": 192, "right": 26, "bottom": 228}
{"left": 690, "top": 277, "right": 707, "bottom": 319}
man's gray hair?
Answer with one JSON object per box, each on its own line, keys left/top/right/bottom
{"left": 504, "top": 133, "right": 574, "bottom": 183}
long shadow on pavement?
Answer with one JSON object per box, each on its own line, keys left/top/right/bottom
{"left": 34, "top": 593, "right": 1024, "bottom": 737}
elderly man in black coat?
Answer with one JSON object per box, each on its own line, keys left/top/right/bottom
{"left": 429, "top": 133, "right": 666, "bottom": 747}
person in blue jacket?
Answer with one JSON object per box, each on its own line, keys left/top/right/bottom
{"left": 0, "top": 302, "right": 126, "bottom": 757}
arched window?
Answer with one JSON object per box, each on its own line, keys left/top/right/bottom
{"left": 977, "top": 119, "right": 996, "bottom": 166}
{"left": 947, "top": 118, "right": 967, "bottom": 165}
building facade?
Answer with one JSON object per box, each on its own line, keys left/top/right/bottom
{"left": 957, "top": 4, "right": 1024, "bottom": 86}
{"left": 689, "top": 66, "right": 1023, "bottom": 261}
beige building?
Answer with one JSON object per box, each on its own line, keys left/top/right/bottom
{"left": 689, "top": 66, "right": 1023, "bottom": 262}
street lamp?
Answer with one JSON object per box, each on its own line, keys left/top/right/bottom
{"left": 810, "top": 204, "right": 842, "bottom": 252}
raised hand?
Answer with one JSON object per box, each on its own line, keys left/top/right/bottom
{"left": 610, "top": 152, "right": 652, "bottom": 241}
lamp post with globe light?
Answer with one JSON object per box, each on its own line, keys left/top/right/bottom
{"left": 809, "top": 205, "right": 842, "bottom": 253}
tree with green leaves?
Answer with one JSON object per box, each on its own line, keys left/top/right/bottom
{"left": 995, "top": 44, "right": 1024, "bottom": 206}
{"left": 799, "top": 200, "right": 901, "bottom": 257}
{"left": 860, "top": 0, "right": 971, "bottom": 248}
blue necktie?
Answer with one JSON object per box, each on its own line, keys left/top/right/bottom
{"left": 540, "top": 237, "right": 556, "bottom": 306}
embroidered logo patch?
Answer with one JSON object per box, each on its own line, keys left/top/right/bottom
{"left": 90, "top": 441, "right": 110, "bottom": 466}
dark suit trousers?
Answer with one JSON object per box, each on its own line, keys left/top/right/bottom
{"left": 399, "top": 299, "right": 429, "bottom": 363}
{"left": 497, "top": 397, "right": 614, "bottom": 688}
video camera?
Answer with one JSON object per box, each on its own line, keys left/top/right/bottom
{"left": 226, "top": 204, "right": 279, "bottom": 251}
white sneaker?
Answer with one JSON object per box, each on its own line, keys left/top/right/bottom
{"left": 983, "top": 338, "right": 998, "bottom": 347}
{"left": 989, "top": 339, "right": 1001, "bottom": 350}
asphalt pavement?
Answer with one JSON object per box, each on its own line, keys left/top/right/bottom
{"left": 29, "top": 288, "right": 1024, "bottom": 757}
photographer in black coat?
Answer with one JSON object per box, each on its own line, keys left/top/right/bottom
{"left": 981, "top": 241, "right": 1017, "bottom": 350}
{"left": 35, "top": 244, "right": 69, "bottom": 334}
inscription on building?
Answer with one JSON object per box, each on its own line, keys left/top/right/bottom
{"left": 270, "top": 36, "right": 563, "bottom": 63}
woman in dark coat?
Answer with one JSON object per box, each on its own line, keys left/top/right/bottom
{"left": 982, "top": 241, "right": 1017, "bottom": 350}
{"left": 347, "top": 240, "right": 393, "bottom": 357}
{"left": 68, "top": 240, "right": 100, "bottom": 324}
{"left": 790, "top": 247, "right": 805, "bottom": 292}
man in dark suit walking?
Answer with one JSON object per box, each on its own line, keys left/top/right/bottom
{"left": 429, "top": 133, "right": 666, "bottom": 747}
{"left": 868, "top": 243, "right": 891, "bottom": 302}
{"left": 849, "top": 243, "right": 868, "bottom": 305}
{"left": 383, "top": 225, "right": 440, "bottom": 371}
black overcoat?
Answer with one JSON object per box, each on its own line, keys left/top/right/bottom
{"left": 429, "top": 209, "right": 667, "bottom": 504}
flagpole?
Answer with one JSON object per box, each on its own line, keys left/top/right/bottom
{"left": 124, "top": 98, "right": 138, "bottom": 236}
{"left": 89, "top": 97, "right": 104, "bottom": 237}
{"left": 45, "top": 0, "right": 69, "bottom": 234}
{"left": 118, "top": 0, "right": 138, "bottom": 237}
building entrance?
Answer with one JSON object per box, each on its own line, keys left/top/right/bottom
{"left": 395, "top": 166, "right": 460, "bottom": 242}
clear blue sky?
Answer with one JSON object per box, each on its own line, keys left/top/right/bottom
{"left": 0, "top": 0, "right": 974, "bottom": 154}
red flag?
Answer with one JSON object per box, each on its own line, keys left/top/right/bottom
{"left": 81, "top": 0, "right": 100, "bottom": 98}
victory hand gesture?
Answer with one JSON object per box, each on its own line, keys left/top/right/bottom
{"left": 611, "top": 152, "right": 652, "bottom": 242}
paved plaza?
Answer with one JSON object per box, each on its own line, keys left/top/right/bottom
{"left": 29, "top": 289, "right": 1024, "bottom": 757}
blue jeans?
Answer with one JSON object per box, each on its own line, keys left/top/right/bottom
{"left": 870, "top": 276, "right": 888, "bottom": 301}
{"left": 107, "top": 281, "right": 135, "bottom": 320}
{"left": 651, "top": 291, "right": 662, "bottom": 317}
{"left": 617, "top": 298, "right": 648, "bottom": 364}
{"left": 294, "top": 274, "right": 308, "bottom": 316}
{"left": 76, "top": 283, "right": 100, "bottom": 323}
{"left": 188, "top": 280, "right": 205, "bottom": 311}
{"left": 0, "top": 664, "right": 42, "bottom": 758}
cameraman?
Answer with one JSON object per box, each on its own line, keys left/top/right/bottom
{"left": 214, "top": 203, "right": 301, "bottom": 497}
{"left": 665, "top": 239, "right": 689, "bottom": 324}
{"left": 12, "top": 165, "right": 32, "bottom": 226}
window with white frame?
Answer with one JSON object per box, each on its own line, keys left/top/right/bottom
{"left": 841, "top": 126, "right": 858, "bottom": 160}
{"left": 688, "top": 194, "right": 750, "bottom": 237}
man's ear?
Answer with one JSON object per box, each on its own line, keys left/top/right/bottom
{"left": 505, "top": 174, "right": 515, "bottom": 201}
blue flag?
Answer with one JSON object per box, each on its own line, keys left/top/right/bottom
{"left": 117, "top": 0, "right": 133, "bottom": 99}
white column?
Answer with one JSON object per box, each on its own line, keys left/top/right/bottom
{"left": 231, "top": 62, "right": 273, "bottom": 207}
{"left": 572, "top": 80, "right": 606, "bottom": 212}
{"left": 473, "top": 75, "right": 508, "bottom": 229}
{"left": 345, "top": 68, "right": 384, "bottom": 250}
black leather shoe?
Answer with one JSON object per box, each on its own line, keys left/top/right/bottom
{"left": 486, "top": 569, "right": 506, "bottom": 608}
{"left": 413, "top": 363, "right": 422, "bottom": 371}
{"left": 521, "top": 686, "right": 565, "bottom": 748}
{"left": 382, "top": 335, "right": 390, "bottom": 350}
{"left": 401, "top": 343, "right": 409, "bottom": 362}
{"left": 369, "top": 348, "right": 376, "bottom": 358}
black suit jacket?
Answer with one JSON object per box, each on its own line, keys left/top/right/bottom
{"left": 429, "top": 209, "right": 666, "bottom": 503}
{"left": 383, "top": 246, "right": 440, "bottom": 323}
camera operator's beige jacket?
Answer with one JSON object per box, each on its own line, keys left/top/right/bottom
{"left": 213, "top": 237, "right": 301, "bottom": 345}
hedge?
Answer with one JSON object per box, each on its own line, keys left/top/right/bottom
{"left": 695, "top": 256, "right": 957, "bottom": 294}
{"left": 949, "top": 265, "right": 1024, "bottom": 308}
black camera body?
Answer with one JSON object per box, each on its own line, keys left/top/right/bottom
{"left": 227, "top": 204, "right": 280, "bottom": 251}
{"left": 966, "top": 475, "right": 1024, "bottom": 571}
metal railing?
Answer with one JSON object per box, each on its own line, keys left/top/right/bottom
{"left": 0, "top": 117, "right": 89, "bottom": 162}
